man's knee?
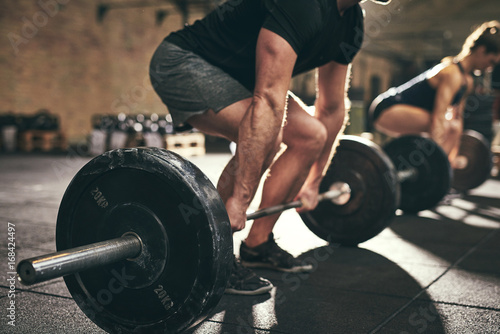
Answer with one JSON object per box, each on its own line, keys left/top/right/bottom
{"left": 290, "top": 119, "right": 328, "bottom": 154}
{"left": 311, "top": 122, "right": 328, "bottom": 150}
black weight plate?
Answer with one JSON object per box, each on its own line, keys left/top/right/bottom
{"left": 300, "top": 136, "right": 399, "bottom": 246}
{"left": 452, "top": 129, "right": 493, "bottom": 191}
{"left": 383, "top": 135, "right": 451, "bottom": 213}
{"left": 56, "top": 148, "right": 232, "bottom": 334}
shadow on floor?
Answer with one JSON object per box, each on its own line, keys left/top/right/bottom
{"left": 188, "top": 246, "right": 445, "bottom": 334}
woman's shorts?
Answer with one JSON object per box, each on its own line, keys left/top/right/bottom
{"left": 149, "top": 41, "right": 253, "bottom": 129}
{"left": 369, "top": 88, "right": 434, "bottom": 127}
{"left": 369, "top": 89, "right": 402, "bottom": 124}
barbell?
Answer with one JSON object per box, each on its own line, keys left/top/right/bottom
{"left": 17, "top": 135, "right": 455, "bottom": 333}
{"left": 299, "top": 134, "right": 452, "bottom": 242}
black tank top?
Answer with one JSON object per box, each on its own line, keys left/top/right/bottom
{"left": 395, "top": 61, "right": 468, "bottom": 112}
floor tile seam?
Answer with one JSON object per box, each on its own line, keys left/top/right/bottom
{"left": 430, "top": 266, "right": 500, "bottom": 277}
{"left": 383, "top": 239, "right": 492, "bottom": 249}
{"left": 366, "top": 287, "right": 435, "bottom": 334}
{"left": 381, "top": 261, "right": 450, "bottom": 269}
{"left": 201, "top": 319, "right": 290, "bottom": 333}
{"left": 0, "top": 217, "right": 57, "bottom": 226}
{"left": 319, "top": 287, "right": 415, "bottom": 300}
{"left": 448, "top": 228, "right": 500, "bottom": 270}
{"left": 0, "top": 246, "right": 57, "bottom": 252}
{"left": 272, "top": 283, "right": 417, "bottom": 302}
{"left": 416, "top": 298, "right": 500, "bottom": 312}
{"left": 0, "top": 285, "right": 72, "bottom": 300}
{"left": 367, "top": 228, "right": 500, "bottom": 334}
{"left": 0, "top": 200, "right": 60, "bottom": 206}
{"left": 374, "top": 233, "right": 494, "bottom": 247}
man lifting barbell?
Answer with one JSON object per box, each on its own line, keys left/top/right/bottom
{"left": 370, "top": 21, "right": 500, "bottom": 168}
{"left": 149, "top": 0, "right": 391, "bottom": 295}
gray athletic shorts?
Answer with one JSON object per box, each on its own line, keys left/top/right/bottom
{"left": 149, "top": 41, "right": 253, "bottom": 129}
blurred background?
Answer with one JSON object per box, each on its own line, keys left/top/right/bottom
{"left": 0, "top": 0, "right": 499, "bottom": 156}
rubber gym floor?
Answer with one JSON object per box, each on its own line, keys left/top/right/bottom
{"left": 0, "top": 151, "right": 499, "bottom": 334}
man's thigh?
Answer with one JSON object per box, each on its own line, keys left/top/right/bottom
{"left": 187, "top": 98, "right": 253, "bottom": 142}
{"left": 188, "top": 92, "right": 320, "bottom": 145}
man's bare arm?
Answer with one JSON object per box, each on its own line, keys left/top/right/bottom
{"left": 227, "top": 28, "right": 297, "bottom": 230}
{"left": 296, "top": 61, "right": 350, "bottom": 212}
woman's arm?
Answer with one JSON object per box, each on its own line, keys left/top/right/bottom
{"left": 429, "top": 65, "right": 465, "bottom": 155}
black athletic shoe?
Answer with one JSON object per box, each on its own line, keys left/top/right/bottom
{"left": 240, "top": 233, "right": 313, "bottom": 273}
{"left": 225, "top": 257, "right": 273, "bottom": 295}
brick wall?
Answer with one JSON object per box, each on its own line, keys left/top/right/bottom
{"left": 0, "top": 0, "right": 205, "bottom": 143}
{"left": 0, "top": 1, "right": 398, "bottom": 144}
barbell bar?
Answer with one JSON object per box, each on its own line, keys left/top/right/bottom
{"left": 19, "top": 186, "right": 350, "bottom": 286}
{"left": 18, "top": 166, "right": 415, "bottom": 286}
{"left": 18, "top": 234, "right": 143, "bottom": 285}
{"left": 248, "top": 164, "right": 416, "bottom": 221}
{"left": 246, "top": 183, "right": 352, "bottom": 220}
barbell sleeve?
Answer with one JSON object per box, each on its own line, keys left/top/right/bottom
{"left": 17, "top": 234, "right": 142, "bottom": 285}
{"left": 246, "top": 186, "right": 350, "bottom": 221}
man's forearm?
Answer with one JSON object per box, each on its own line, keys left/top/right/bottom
{"left": 303, "top": 106, "right": 347, "bottom": 189}
{"left": 231, "top": 97, "right": 285, "bottom": 206}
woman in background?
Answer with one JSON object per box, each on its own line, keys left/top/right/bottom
{"left": 370, "top": 21, "right": 500, "bottom": 166}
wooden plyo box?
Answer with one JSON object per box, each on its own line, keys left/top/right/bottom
{"left": 165, "top": 132, "right": 205, "bottom": 157}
